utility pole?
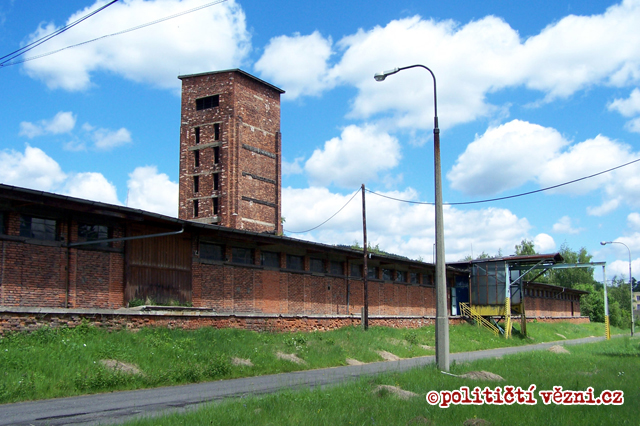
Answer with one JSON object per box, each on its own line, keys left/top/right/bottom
{"left": 362, "top": 184, "right": 369, "bottom": 330}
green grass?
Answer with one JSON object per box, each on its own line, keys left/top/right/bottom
{"left": 0, "top": 320, "right": 626, "bottom": 404}
{"left": 123, "top": 337, "right": 640, "bottom": 426}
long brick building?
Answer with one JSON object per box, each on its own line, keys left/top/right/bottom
{"left": 0, "top": 69, "right": 587, "bottom": 333}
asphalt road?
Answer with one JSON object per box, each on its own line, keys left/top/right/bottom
{"left": 0, "top": 335, "right": 612, "bottom": 426}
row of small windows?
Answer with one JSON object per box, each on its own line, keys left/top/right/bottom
{"left": 194, "top": 124, "right": 221, "bottom": 145}
{"left": 198, "top": 242, "right": 430, "bottom": 283}
{"left": 193, "top": 174, "right": 220, "bottom": 194}
{"left": 193, "top": 146, "right": 220, "bottom": 168}
{"left": 193, "top": 198, "right": 219, "bottom": 218}
{"left": 195, "top": 94, "right": 219, "bottom": 111}
{"left": 0, "top": 214, "right": 111, "bottom": 246}
{"left": 524, "top": 288, "right": 580, "bottom": 301}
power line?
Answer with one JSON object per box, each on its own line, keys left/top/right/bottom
{"left": 0, "top": 0, "right": 119, "bottom": 66}
{"left": 1, "top": 0, "right": 228, "bottom": 68}
{"left": 367, "top": 156, "right": 640, "bottom": 206}
{"left": 284, "top": 188, "right": 361, "bottom": 234}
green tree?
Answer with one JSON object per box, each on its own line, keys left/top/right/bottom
{"left": 548, "top": 243, "right": 596, "bottom": 289}
{"left": 515, "top": 239, "right": 536, "bottom": 255}
{"left": 607, "top": 276, "right": 632, "bottom": 329}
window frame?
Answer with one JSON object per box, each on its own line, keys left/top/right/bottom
{"left": 19, "top": 215, "right": 57, "bottom": 241}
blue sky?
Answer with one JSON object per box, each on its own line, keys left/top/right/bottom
{"left": 2, "top": 0, "right": 640, "bottom": 281}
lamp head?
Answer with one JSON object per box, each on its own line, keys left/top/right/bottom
{"left": 374, "top": 68, "right": 399, "bottom": 82}
{"left": 601, "top": 241, "right": 609, "bottom": 246}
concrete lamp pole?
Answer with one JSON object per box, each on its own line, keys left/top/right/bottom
{"left": 601, "top": 241, "right": 634, "bottom": 336}
{"left": 374, "top": 65, "right": 449, "bottom": 371}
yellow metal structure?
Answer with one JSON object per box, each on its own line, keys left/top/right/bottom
{"left": 504, "top": 297, "right": 512, "bottom": 338}
{"left": 459, "top": 302, "right": 499, "bottom": 336}
{"left": 605, "top": 315, "right": 611, "bottom": 340}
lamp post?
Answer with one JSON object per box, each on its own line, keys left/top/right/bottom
{"left": 601, "top": 241, "right": 634, "bottom": 336}
{"left": 374, "top": 65, "right": 449, "bottom": 371}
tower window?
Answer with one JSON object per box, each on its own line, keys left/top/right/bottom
{"left": 213, "top": 197, "right": 219, "bottom": 215}
{"left": 214, "top": 147, "right": 220, "bottom": 164}
{"left": 214, "top": 123, "right": 220, "bottom": 140}
{"left": 196, "top": 95, "right": 219, "bottom": 111}
{"left": 194, "top": 150, "right": 200, "bottom": 167}
{"left": 194, "top": 127, "right": 200, "bottom": 144}
{"left": 213, "top": 173, "right": 219, "bottom": 191}
{"left": 193, "top": 200, "right": 199, "bottom": 217}
{"left": 193, "top": 175, "right": 199, "bottom": 193}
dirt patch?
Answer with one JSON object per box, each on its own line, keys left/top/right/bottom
{"left": 420, "top": 345, "right": 434, "bottom": 350}
{"left": 346, "top": 358, "right": 365, "bottom": 365}
{"left": 406, "top": 415, "right": 435, "bottom": 425}
{"left": 376, "top": 350, "right": 401, "bottom": 361}
{"left": 373, "top": 385, "right": 419, "bottom": 400}
{"left": 232, "top": 357, "right": 253, "bottom": 367}
{"left": 463, "top": 419, "right": 491, "bottom": 426}
{"left": 548, "top": 345, "right": 570, "bottom": 354}
{"left": 556, "top": 333, "right": 567, "bottom": 339}
{"left": 276, "top": 351, "right": 307, "bottom": 365}
{"left": 99, "top": 359, "right": 143, "bottom": 375}
{"left": 458, "top": 371, "right": 504, "bottom": 381}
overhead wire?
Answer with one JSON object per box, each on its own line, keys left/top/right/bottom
{"left": 284, "top": 188, "right": 361, "bottom": 234}
{"left": 0, "top": 0, "right": 119, "bottom": 66}
{"left": 1, "top": 0, "right": 228, "bottom": 67}
{"left": 366, "top": 156, "right": 640, "bottom": 206}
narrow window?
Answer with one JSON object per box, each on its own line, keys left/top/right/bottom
{"left": 200, "top": 242, "right": 224, "bottom": 261}
{"left": 350, "top": 263, "right": 362, "bottom": 278}
{"left": 194, "top": 127, "right": 200, "bottom": 144}
{"left": 193, "top": 199, "right": 199, "bottom": 217}
{"left": 214, "top": 123, "right": 220, "bottom": 140}
{"left": 193, "top": 176, "right": 199, "bottom": 193}
{"left": 213, "top": 173, "right": 219, "bottom": 191}
{"left": 310, "top": 258, "right": 324, "bottom": 273}
{"left": 213, "top": 197, "right": 219, "bottom": 215}
{"left": 368, "top": 266, "right": 378, "bottom": 279}
{"left": 78, "top": 224, "right": 110, "bottom": 247}
{"left": 410, "top": 272, "right": 419, "bottom": 284}
{"left": 382, "top": 269, "right": 393, "bottom": 281}
{"left": 214, "top": 147, "right": 220, "bottom": 164}
{"left": 396, "top": 271, "right": 406, "bottom": 283}
{"left": 261, "top": 251, "right": 280, "bottom": 268}
{"left": 286, "top": 254, "right": 304, "bottom": 271}
{"left": 19, "top": 216, "right": 57, "bottom": 241}
{"left": 232, "top": 247, "right": 253, "bottom": 265}
{"left": 0, "top": 212, "right": 5, "bottom": 235}
{"left": 195, "top": 95, "right": 219, "bottom": 111}
{"left": 194, "top": 150, "right": 200, "bottom": 167}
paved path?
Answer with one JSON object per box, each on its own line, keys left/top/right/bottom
{"left": 0, "top": 336, "right": 613, "bottom": 425}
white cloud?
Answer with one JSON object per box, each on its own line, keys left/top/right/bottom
{"left": 126, "top": 166, "right": 178, "bottom": 217}
{"left": 625, "top": 117, "right": 640, "bottom": 133}
{"left": 93, "top": 128, "right": 132, "bottom": 150}
{"left": 0, "top": 145, "right": 66, "bottom": 191}
{"left": 552, "top": 216, "right": 584, "bottom": 234}
{"left": 282, "top": 186, "right": 533, "bottom": 262}
{"left": 255, "top": 31, "right": 334, "bottom": 99}
{"left": 19, "top": 111, "right": 76, "bottom": 138}
{"left": 63, "top": 172, "right": 120, "bottom": 204}
{"left": 448, "top": 120, "right": 567, "bottom": 195}
{"left": 304, "top": 124, "right": 401, "bottom": 188}
{"left": 282, "top": 157, "right": 304, "bottom": 176}
{"left": 608, "top": 88, "right": 640, "bottom": 117}
{"left": 22, "top": 0, "right": 250, "bottom": 91}
{"left": 587, "top": 198, "right": 621, "bottom": 216}
{"left": 628, "top": 212, "right": 640, "bottom": 230}
{"left": 533, "top": 233, "right": 556, "bottom": 253}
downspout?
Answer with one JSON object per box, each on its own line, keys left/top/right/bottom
{"left": 65, "top": 218, "right": 71, "bottom": 308}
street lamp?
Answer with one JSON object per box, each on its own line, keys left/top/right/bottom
{"left": 601, "top": 241, "right": 634, "bottom": 336}
{"left": 374, "top": 65, "right": 449, "bottom": 371}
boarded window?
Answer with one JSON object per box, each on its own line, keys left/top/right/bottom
{"left": 196, "top": 95, "right": 219, "bottom": 111}
{"left": 382, "top": 269, "right": 393, "bottom": 281}
{"left": 200, "top": 242, "right": 224, "bottom": 261}
{"left": 232, "top": 247, "right": 253, "bottom": 265}
{"left": 261, "top": 251, "right": 280, "bottom": 268}
{"left": 286, "top": 254, "right": 304, "bottom": 271}
{"left": 310, "top": 258, "right": 324, "bottom": 273}
{"left": 78, "top": 224, "right": 110, "bottom": 247}
{"left": 19, "top": 216, "right": 56, "bottom": 241}
{"left": 329, "top": 260, "right": 343, "bottom": 275}
{"left": 350, "top": 263, "right": 362, "bottom": 278}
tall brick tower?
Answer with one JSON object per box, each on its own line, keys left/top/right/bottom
{"left": 178, "top": 69, "right": 284, "bottom": 234}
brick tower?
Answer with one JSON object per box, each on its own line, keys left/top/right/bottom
{"left": 178, "top": 69, "right": 284, "bottom": 234}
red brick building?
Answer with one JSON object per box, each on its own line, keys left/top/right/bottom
{"left": 178, "top": 70, "right": 283, "bottom": 234}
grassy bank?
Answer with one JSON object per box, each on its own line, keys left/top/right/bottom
{"left": 123, "top": 336, "right": 639, "bottom": 426}
{"left": 0, "top": 320, "right": 624, "bottom": 404}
